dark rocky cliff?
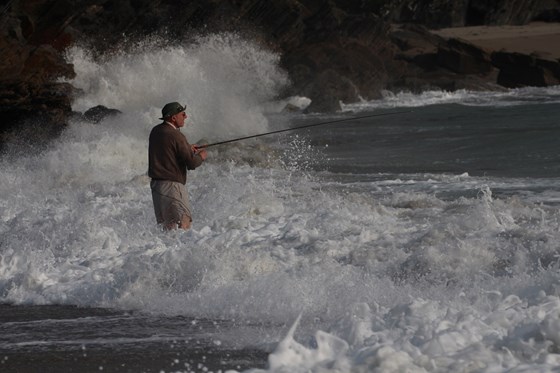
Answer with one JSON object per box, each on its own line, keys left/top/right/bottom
{"left": 389, "top": 0, "right": 560, "bottom": 28}
{"left": 1, "top": 0, "right": 559, "bottom": 147}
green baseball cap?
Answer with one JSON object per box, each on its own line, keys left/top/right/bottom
{"left": 159, "top": 102, "right": 186, "bottom": 119}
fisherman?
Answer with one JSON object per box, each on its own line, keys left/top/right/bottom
{"left": 148, "top": 102, "right": 207, "bottom": 230}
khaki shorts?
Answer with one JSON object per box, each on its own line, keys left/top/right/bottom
{"left": 150, "top": 180, "right": 192, "bottom": 226}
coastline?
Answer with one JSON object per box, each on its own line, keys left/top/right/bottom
{"left": 0, "top": 304, "right": 268, "bottom": 373}
{"left": 432, "top": 22, "right": 560, "bottom": 59}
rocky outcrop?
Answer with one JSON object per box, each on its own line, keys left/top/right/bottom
{"left": 1, "top": 0, "right": 560, "bottom": 147}
{"left": 390, "top": 22, "right": 560, "bottom": 92}
{"left": 437, "top": 38, "right": 494, "bottom": 75}
{"left": 0, "top": 0, "right": 85, "bottom": 149}
{"left": 282, "top": 17, "right": 402, "bottom": 112}
{"left": 389, "top": 0, "right": 560, "bottom": 28}
{"left": 492, "top": 52, "right": 560, "bottom": 87}
{"left": 389, "top": 24, "right": 502, "bottom": 92}
{"left": 82, "top": 105, "right": 122, "bottom": 123}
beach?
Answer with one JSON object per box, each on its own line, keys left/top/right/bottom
{"left": 433, "top": 21, "right": 560, "bottom": 59}
{"left": 2, "top": 84, "right": 560, "bottom": 371}
{"left": 0, "top": 305, "right": 268, "bottom": 373}
{"left": 2, "top": 19, "right": 560, "bottom": 373}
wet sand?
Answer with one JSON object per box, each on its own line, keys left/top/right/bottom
{"left": 433, "top": 22, "right": 560, "bottom": 59}
{"left": 0, "top": 304, "right": 268, "bottom": 373}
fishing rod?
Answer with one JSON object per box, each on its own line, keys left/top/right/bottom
{"left": 198, "top": 110, "right": 412, "bottom": 149}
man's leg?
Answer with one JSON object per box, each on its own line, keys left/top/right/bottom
{"left": 162, "top": 215, "right": 191, "bottom": 230}
{"left": 152, "top": 181, "right": 192, "bottom": 231}
{"left": 178, "top": 214, "right": 192, "bottom": 230}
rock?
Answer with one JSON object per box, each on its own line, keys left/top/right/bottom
{"left": 288, "top": 41, "right": 381, "bottom": 97}
{"left": 391, "top": 0, "right": 468, "bottom": 28}
{"left": 390, "top": 24, "right": 444, "bottom": 54}
{"left": 83, "top": 105, "right": 122, "bottom": 124}
{"left": 436, "top": 38, "right": 494, "bottom": 74}
{"left": 303, "top": 69, "right": 358, "bottom": 113}
{"left": 388, "top": 0, "right": 560, "bottom": 28}
{"left": 390, "top": 24, "right": 444, "bottom": 71}
{"left": 2, "top": 0, "right": 560, "bottom": 150}
{"left": 390, "top": 18, "right": 560, "bottom": 91}
{"left": 20, "top": 45, "right": 75, "bottom": 83}
{"left": 537, "top": 57, "right": 560, "bottom": 80}
{"left": 0, "top": 81, "right": 74, "bottom": 151}
{"left": 389, "top": 24, "right": 499, "bottom": 91}
{"left": 0, "top": 0, "right": 86, "bottom": 148}
{"left": 535, "top": 6, "right": 560, "bottom": 22}
{"left": 464, "top": 0, "right": 557, "bottom": 25}
{"left": 282, "top": 103, "right": 302, "bottom": 112}
{"left": 491, "top": 52, "right": 560, "bottom": 88}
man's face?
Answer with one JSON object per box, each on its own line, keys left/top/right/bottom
{"left": 172, "top": 111, "right": 187, "bottom": 128}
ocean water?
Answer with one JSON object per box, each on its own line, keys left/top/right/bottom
{"left": 2, "top": 34, "right": 560, "bottom": 372}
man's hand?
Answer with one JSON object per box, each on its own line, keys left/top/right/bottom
{"left": 192, "top": 144, "right": 208, "bottom": 161}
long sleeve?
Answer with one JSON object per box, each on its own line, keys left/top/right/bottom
{"left": 148, "top": 123, "right": 203, "bottom": 184}
{"left": 177, "top": 134, "right": 203, "bottom": 171}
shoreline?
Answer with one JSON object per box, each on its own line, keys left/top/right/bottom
{"left": 432, "top": 22, "right": 560, "bottom": 59}
{"left": 0, "top": 304, "right": 268, "bottom": 373}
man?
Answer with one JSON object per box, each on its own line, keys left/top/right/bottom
{"left": 148, "top": 102, "right": 207, "bottom": 230}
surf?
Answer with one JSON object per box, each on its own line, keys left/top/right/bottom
{"left": 2, "top": 32, "right": 560, "bottom": 373}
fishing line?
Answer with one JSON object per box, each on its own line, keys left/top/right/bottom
{"left": 199, "top": 110, "right": 412, "bottom": 148}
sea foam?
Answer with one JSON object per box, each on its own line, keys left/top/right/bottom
{"left": 2, "top": 33, "right": 560, "bottom": 373}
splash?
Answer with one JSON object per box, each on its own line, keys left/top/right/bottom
{"left": 2, "top": 34, "right": 560, "bottom": 372}
{"left": 65, "top": 33, "right": 290, "bottom": 142}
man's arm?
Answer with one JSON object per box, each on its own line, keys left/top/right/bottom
{"left": 177, "top": 133, "right": 205, "bottom": 170}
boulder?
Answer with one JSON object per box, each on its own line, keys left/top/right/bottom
{"left": 390, "top": 24, "right": 444, "bottom": 71}
{"left": 303, "top": 69, "right": 357, "bottom": 113}
{"left": 388, "top": 0, "right": 560, "bottom": 27}
{"left": 492, "top": 52, "right": 560, "bottom": 87}
{"left": 0, "top": 0, "right": 86, "bottom": 147}
{"left": 436, "top": 38, "right": 494, "bottom": 74}
{"left": 389, "top": 23, "right": 500, "bottom": 91}
{"left": 391, "top": 0, "right": 468, "bottom": 28}
{"left": 0, "top": 82, "right": 74, "bottom": 150}
{"left": 83, "top": 105, "right": 122, "bottom": 124}
{"left": 2, "top": 0, "right": 560, "bottom": 150}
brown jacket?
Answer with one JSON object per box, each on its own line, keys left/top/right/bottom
{"left": 148, "top": 123, "right": 203, "bottom": 184}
